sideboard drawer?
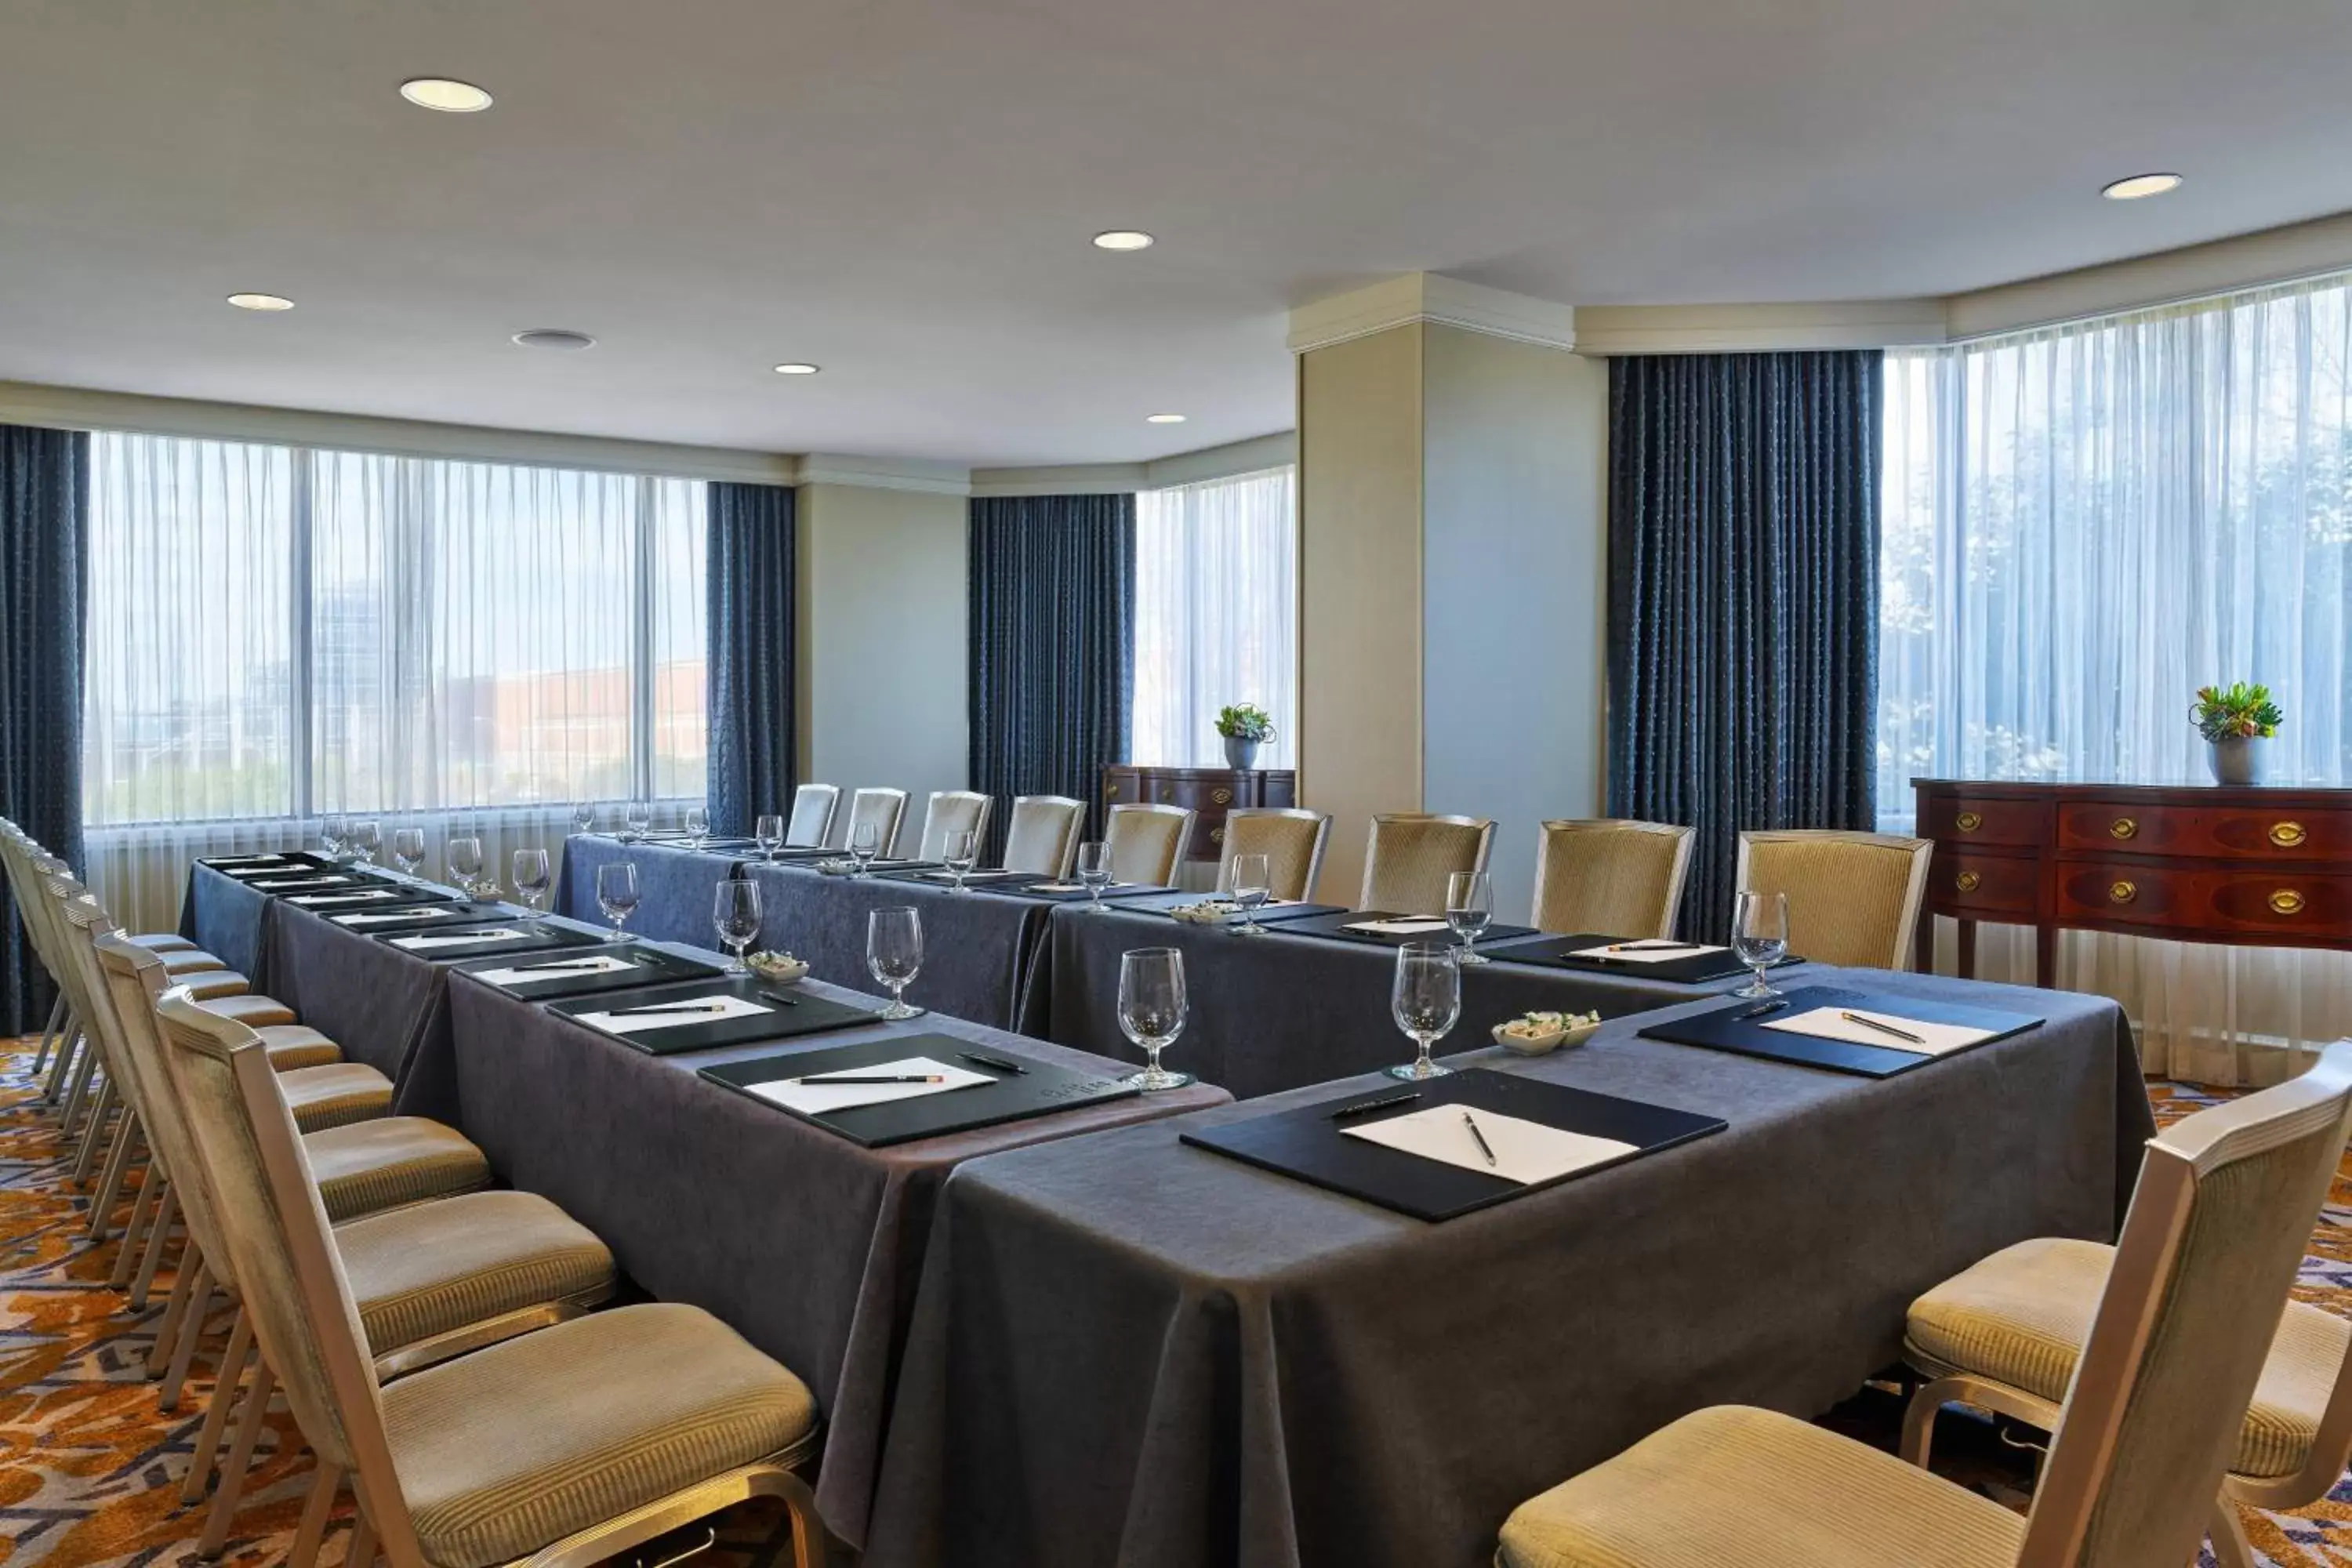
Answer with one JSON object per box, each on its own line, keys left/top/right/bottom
{"left": 1918, "top": 795, "right": 2046, "bottom": 847}
{"left": 1933, "top": 851, "right": 2039, "bottom": 916}
{"left": 2057, "top": 861, "right": 2352, "bottom": 938}
{"left": 2056, "top": 800, "right": 2352, "bottom": 859}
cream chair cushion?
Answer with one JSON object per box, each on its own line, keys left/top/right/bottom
{"left": 279, "top": 1061, "right": 395, "bottom": 1132}
{"left": 256, "top": 1023, "right": 343, "bottom": 1071}
{"left": 1359, "top": 815, "right": 1493, "bottom": 914}
{"left": 1497, "top": 1405, "right": 2024, "bottom": 1568}
{"left": 383, "top": 1302, "right": 818, "bottom": 1568}
{"left": 337, "top": 1189, "right": 614, "bottom": 1357}
{"left": 195, "top": 990, "right": 294, "bottom": 1025}
{"left": 157, "top": 948, "right": 232, "bottom": 975}
{"left": 1737, "top": 830, "right": 1930, "bottom": 969}
{"left": 304, "top": 1117, "right": 492, "bottom": 1223}
{"left": 125, "top": 932, "right": 200, "bottom": 953}
{"left": 1907, "top": 1235, "right": 2345, "bottom": 1480}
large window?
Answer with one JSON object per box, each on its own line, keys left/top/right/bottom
{"left": 1131, "top": 466, "right": 1298, "bottom": 769}
{"left": 1877, "top": 273, "right": 2352, "bottom": 1083}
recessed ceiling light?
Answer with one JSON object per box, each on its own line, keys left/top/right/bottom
{"left": 1146, "top": 413, "right": 1187, "bottom": 424}
{"left": 1092, "top": 230, "right": 1156, "bottom": 252}
{"left": 511, "top": 328, "right": 596, "bottom": 350}
{"left": 773, "top": 362, "right": 822, "bottom": 376}
{"left": 227, "top": 292, "right": 295, "bottom": 311}
{"left": 401, "top": 77, "right": 494, "bottom": 114}
{"left": 2103, "top": 172, "right": 2182, "bottom": 201}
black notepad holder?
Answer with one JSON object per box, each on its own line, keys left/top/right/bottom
{"left": 546, "top": 975, "right": 880, "bottom": 1055}
{"left": 1275, "top": 910, "right": 1542, "bottom": 949}
{"left": 238, "top": 869, "right": 399, "bottom": 894}
{"left": 1637, "top": 985, "right": 2045, "bottom": 1079}
{"left": 1106, "top": 892, "right": 1346, "bottom": 924}
{"left": 450, "top": 942, "right": 724, "bottom": 1000}
{"left": 1483, "top": 933, "right": 1781, "bottom": 985}
{"left": 699, "top": 1032, "right": 1139, "bottom": 1146}
{"left": 875, "top": 867, "right": 1048, "bottom": 890}
{"left": 1007, "top": 881, "right": 1169, "bottom": 903}
{"left": 1181, "top": 1068, "right": 1726, "bottom": 1221}
{"left": 375, "top": 920, "right": 608, "bottom": 964}
{"left": 281, "top": 884, "right": 456, "bottom": 913}
{"left": 326, "top": 899, "right": 511, "bottom": 933}
{"left": 204, "top": 851, "right": 338, "bottom": 876}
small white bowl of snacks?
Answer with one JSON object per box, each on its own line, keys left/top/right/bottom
{"left": 746, "top": 950, "right": 811, "bottom": 985}
{"left": 1169, "top": 898, "right": 1242, "bottom": 925}
{"left": 1491, "top": 1009, "right": 1602, "bottom": 1056}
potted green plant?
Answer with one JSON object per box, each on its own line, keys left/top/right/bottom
{"left": 2191, "top": 681, "right": 2283, "bottom": 786}
{"left": 1215, "top": 703, "right": 1276, "bottom": 770}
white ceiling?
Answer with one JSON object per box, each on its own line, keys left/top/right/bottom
{"left": 4, "top": 0, "right": 2350, "bottom": 466}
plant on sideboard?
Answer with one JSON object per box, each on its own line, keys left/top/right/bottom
{"left": 1214, "top": 703, "right": 1276, "bottom": 770}
{"left": 2191, "top": 681, "right": 2283, "bottom": 786}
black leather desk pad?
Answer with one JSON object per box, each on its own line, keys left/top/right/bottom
{"left": 1181, "top": 1069, "right": 1726, "bottom": 1221}
{"left": 873, "top": 867, "right": 1047, "bottom": 890}
{"left": 372, "top": 920, "right": 606, "bottom": 964}
{"left": 1484, "top": 934, "right": 1777, "bottom": 984}
{"left": 1007, "top": 881, "right": 1171, "bottom": 903}
{"left": 278, "top": 882, "right": 456, "bottom": 913}
{"left": 451, "top": 942, "right": 724, "bottom": 1000}
{"left": 700, "top": 1033, "right": 1139, "bottom": 1147}
{"left": 633, "top": 833, "right": 760, "bottom": 851}
{"left": 1638, "top": 985, "right": 2045, "bottom": 1079}
{"left": 1275, "top": 910, "right": 1541, "bottom": 949}
{"left": 235, "top": 869, "right": 402, "bottom": 894}
{"left": 1108, "top": 892, "right": 1348, "bottom": 924}
{"left": 549, "top": 974, "right": 880, "bottom": 1055}
{"left": 325, "top": 899, "right": 511, "bottom": 934}
{"left": 203, "top": 851, "right": 338, "bottom": 876}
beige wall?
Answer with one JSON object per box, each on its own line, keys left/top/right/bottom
{"left": 795, "top": 482, "right": 968, "bottom": 850}
{"left": 1298, "top": 324, "right": 1427, "bottom": 903}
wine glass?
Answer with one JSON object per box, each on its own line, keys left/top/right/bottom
{"left": 943, "top": 829, "right": 978, "bottom": 893}
{"left": 447, "top": 834, "right": 484, "bottom": 898}
{"left": 1387, "top": 942, "right": 1461, "bottom": 1081}
{"left": 684, "top": 804, "right": 710, "bottom": 848}
{"left": 572, "top": 800, "right": 597, "bottom": 836}
{"left": 713, "top": 879, "right": 764, "bottom": 974}
{"left": 850, "top": 822, "right": 881, "bottom": 878}
{"left": 755, "top": 813, "right": 786, "bottom": 861}
{"left": 391, "top": 827, "right": 427, "bottom": 877}
{"left": 320, "top": 814, "right": 348, "bottom": 863}
{"left": 596, "top": 861, "right": 641, "bottom": 938}
{"left": 511, "top": 848, "right": 552, "bottom": 926}
{"left": 1229, "top": 853, "right": 1272, "bottom": 936}
{"left": 1117, "top": 947, "right": 1194, "bottom": 1091}
{"left": 624, "top": 800, "right": 653, "bottom": 842}
{"left": 348, "top": 820, "right": 382, "bottom": 866}
{"left": 868, "top": 906, "right": 924, "bottom": 1019}
{"left": 1732, "top": 889, "right": 1790, "bottom": 998}
{"left": 1446, "top": 870, "right": 1493, "bottom": 965}
{"left": 1076, "top": 841, "right": 1112, "bottom": 912}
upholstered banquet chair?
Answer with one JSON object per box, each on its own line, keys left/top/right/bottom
{"left": 1530, "top": 818, "right": 1695, "bottom": 938}
{"left": 786, "top": 782, "right": 840, "bottom": 848}
{"left": 1107, "top": 802, "right": 1196, "bottom": 886}
{"left": 1217, "top": 808, "right": 1330, "bottom": 902}
{"left": 1359, "top": 813, "right": 1494, "bottom": 914}
{"left": 843, "top": 786, "right": 910, "bottom": 857}
{"left": 1004, "top": 796, "right": 1087, "bottom": 877}
{"left": 156, "top": 991, "right": 828, "bottom": 1568}
{"left": 917, "top": 789, "right": 994, "bottom": 860}
{"left": 1736, "top": 829, "right": 1933, "bottom": 969}
{"left": 1496, "top": 1040, "right": 2352, "bottom": 1568}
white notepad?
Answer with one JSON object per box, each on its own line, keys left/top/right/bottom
{"left": 252, "top": 876, "right": 354, "bottom": 890}
{"left": 474, "top": 955, "right": 642, "bottom": 985}
{"left": 1567, "top": 940, "right": 1726, "bottom": 964}
{"left": 211, "top": 855, "right": 294, "bottom": 866}
{"left": 1342, "top": 917, "right": 1453, "bottom": 936}
{"left": 747, "top": 1055, "right": 991, "bottom": 1115}
{"left": 1341, "top": 1105, "right": 1638, "bottom": 1185}
{"left": 1762, "top": 1006, "right": 1992, "bottom": 1057}
{"left": 332, "top": 907, "right": 464, "bottom": 927}
{"left": 575, "top": 994, "right": 775, "bottom": 1035}
{"left": 289, "top": 889, "right": 405, "bottom": 906}
{"left": 391, "top": 927, "right": 533, "bottom": 953}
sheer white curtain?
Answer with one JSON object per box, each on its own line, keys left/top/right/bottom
{"left": 1879, "top": 274, "right": 2352, "bottom": 1086}
{"left": 1132, "top": 466, "right": 1298, "bottom": 769}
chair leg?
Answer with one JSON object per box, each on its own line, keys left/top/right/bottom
{"left": 2210, "top": 1497, "right": 2260, "bottom": 1568}
{"left": 183, "top": 1309, "right": 255, "bottom": 1504}
{"left": 58, "top": 1047, "right": 99, "bottom": 1140}
{"left": 31, "top": 992, "right": 66, "bottom": 1073}
{"left": 290, "top": 1467, "right": 343, "bottom": 1568}
{"left": 43, "top": 1023, "right": 81, "bottom": 1102}
{"left": 147, "top": 1252, "right": 201, "bottom": 1377}
{"left": 130, "top": 1181, "right": 179, "bottom": 1308}
{"left": 88, "top": 1109, "right": 143, "bottom": 1240}
{"left": 72, "top": 1078, "right": 118, "bottom": 1181}
{"left": 346, "top": 1508, "right": 379, "bottom": 1568}
{"left": 1900, "top": 1381, "right": 1945, "bottom": 1469}
{"left": 159, "top": 1268, "right": 216, "bottom": 1412}
{"left": 198, "top": 1356, "right": 277, "bottom": 1557}
{"left": 111, "top": 1162, "right": 162, "bottom": 1287}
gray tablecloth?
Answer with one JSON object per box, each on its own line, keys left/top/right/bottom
{"left": 178, "top": 862, "right": 277, "bottom": 983}
{"left": 866, "top": 971, "right": 2154, "bottom": 1568}
{"left": 263, "top": 900, "right": 464, "bottom": 1116}
{"left": 442, "top": 964, "right": 1229, "bottom": 1551}
{"left": 1047, "top": 907, "right": 1799, "bottom": 1098}
{"left": 557, "top": 835, "right": 746, "bottom": 946}
{"left": 741, "top": 861, "right": 1055, "bottom": 1033}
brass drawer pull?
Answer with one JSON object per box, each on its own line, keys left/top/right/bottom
{"left": 2271, "top": 888, "right": 2307, "bottom": 916}
{"left": 1955, "top": 871, "right": 1981, "bottom": 894}
{"left": 2107, "top": 817, "right": 2137, "bottom": 840}
{"left": 1954, "top": 811, "right": 1982, "bottom": 833}
{"left": 2271, "top": 821, "right": 2308, "bottom": 848}
{"left": 1209, "top": 826, "right": 1225, "bottom": 844}
{"left": 1211, "top": 789, "right": 1232, "bottom": 805}
{"left": 2108, "top": 880, "right": 2137, "bottom": 905}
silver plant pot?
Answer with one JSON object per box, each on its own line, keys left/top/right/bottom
{"left": 2208, "top": 735, "right": 2265, "bottom": 786}
{"left": 1223, "top": 735, "right": 1261, "bottom": 771}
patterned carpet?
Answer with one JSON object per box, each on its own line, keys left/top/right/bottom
{"left": 0, "top": 1050, "right": 2347, "bottom": 1567}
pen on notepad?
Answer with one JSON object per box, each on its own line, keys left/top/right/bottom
{"left": 604, "top": 1000, "right": 731, "bottom": 1018}
{"left": 1462, "top": 1110, "right": 1499, "bottom": 1167}
{"left": 1604, "top": 941, "right": 1702, "bottom": 953}
{"left": 508, "top": 960, "right": 613, "bottom": 975}
{"left": 959, "top": 1051, "right": 1026, "bottom": 1074}
{"left": 1329, "top": 1090, "right": 1418, "bottom": 1120}
{"left": 797, "top": 1073, "right": 946, "bottom": 1085}
{"left": 1841, "top": 1010, "right": 1926, "bottom": 1044}
{"left": 1737, "top": 1000, "right": 1789, "bottom": 1020}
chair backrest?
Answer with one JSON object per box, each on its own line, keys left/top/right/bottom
{"left": 1107, "top": 804, "right": 1196, "bottom": 887}
{"left": 1218, "top": 808, "right": 1330, "bottom": 902}
{"left": 1359, "top": 815, "right": 1496, "bottom": 913}
{"left": 918, "top": 791, "right": 994, "bottom": 861}
{"left": 844, "top": 788, "right": 909, "bottom": 856}
{"left": 1004, "top": 796, "right": 1087, "bottom": 877}
{"left": 786, "top": 784, "right": 840, "bottom": 848}
{"left": 2016, "top": 1040, "right": 2352, "bottom": 1568}
{"left": 155, "top": 990, "right": 425, "bottom": 1562}
{"left": 1736, "top": 829, "right": 1932, "bottom": 969}
{"left": 1530, "top": 819, "right": 1696, "bottom": 938}
{"left": 5, "top": 837, "right": 74, "bottom": 979}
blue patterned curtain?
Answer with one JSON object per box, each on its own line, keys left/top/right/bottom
{"left": 2, "top": 425, "right": 89, "bottom": 1033}
{"left": 1606, "top": 351, "right": 1881, "bottom": 942}
{"left": 706, "top": 482, "right": 796, "bottom": 837}
{"left": 968, "top": 494, "right": 1134, "bottom": 860}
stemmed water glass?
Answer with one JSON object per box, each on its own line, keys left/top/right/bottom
{"left": 684, "top": 805, "right": 710, "bottom": 849}
{"left": 572, "top": 800, "right": 598, "bottom": 837}
{"left": 511, "top": 848, "right": 552, "bottom": 927}
{"left": 596, "top": 861, "right": 641, "bottom": 938}
{"left": 321, "top": 814, "right": 349, "bottom": 863}
{"left": 1076, "top": 842, "right": 1112, "bottom": 911}
{"left": 1229, "top": 853, "right": 1272, "bottom": 936}
{"left": 348, "top": 820, "right": 382, "bottom": 866}
{"left": 391, "top": 827, "right": 427, "bottom": 877}
{"left": 1446, "top": 870, "right": 1493, "bottom": 965}
{"left": 943, "top": 829, "right": 978, "bottom": 893}
{"left": 1388, "top": 942, "right": 1461, "bottom": 1081}
{"left": 1118, "top": 947, "right": 1193, "bottom": 1091}
{"left": 624, "top": 800, "right": 653, "bottom": 842}
{"left": 850, "top": 822, "right": 881, "bottom": 878}
{"left": 755, "top": 814, "right": 786, "bottom": 862}
{"left": 447, "top": 834, "right": 485, "bottom": 898}
{"left": 713, "top": 880, "right": 763, "bottom": 974}
{"left": 1732, "top": 890, "right": 1790, "bottom": 999}
{"left": 868, "top": 906, "right": 924, "bottom": 1019}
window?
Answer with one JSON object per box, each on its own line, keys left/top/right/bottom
{"left": 1131, "top": 466, "right": 1298, "bottom": 768}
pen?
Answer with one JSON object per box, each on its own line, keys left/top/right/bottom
{"left": 1737, "top": 1000, "right": 1790, "bottom": 1020}
{"left": 1329, "top": 1090, "right": 1419, "bottom": 1120}
{"left": 1606, "top": 941, "right": 1702, "bottom": 953}
{"left": 1462, "top": 1109, "right": 1500, "bottom": 1167}
{"left": 1841, "top": 1010, "right": 1926, "bottom": 1044}
{"left": 960, "top": 1051, "right": 1027, "bottom": 1074}
{"left": 798, "top": 1073, "right": 946, "bottom": 1085}
{"left": 508, "top": 959, "right": 613, "bottom": 974}
{"left": 604, "top": 1000, "right": 731, "bottom": 1018}
{"left": 758, "top": 990, "right": 800, "bottom": 1007}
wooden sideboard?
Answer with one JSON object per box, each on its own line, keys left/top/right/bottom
{"left": 1102, "top": 765, "right": 1298, "bottom": 865}
{"left": 1913, "top": 779, "right": 2352, "bottom": 984}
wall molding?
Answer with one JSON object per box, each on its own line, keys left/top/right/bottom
{"left": 1570, "top": 299, "right": 1949, "bottom": 354}
{"left": 1287, "top": 274, "right": 1579, "bottom": 354}
{"left": 969, "top": 430, "right": 1297, "bottom": 496}
{"left": 794, "top": 452, "right": 973, "bottom": 495}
